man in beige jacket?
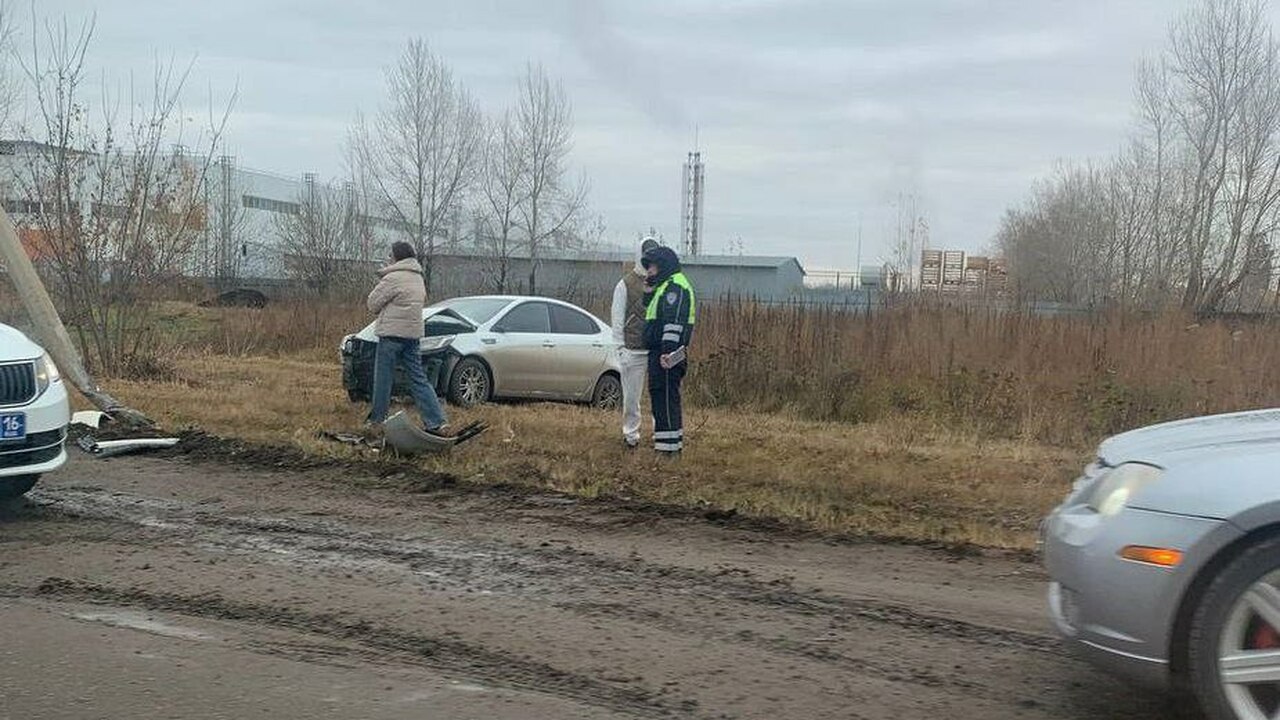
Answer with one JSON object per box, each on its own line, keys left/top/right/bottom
{"left": 365, "top": 242, "right": 447, "bottom": 435}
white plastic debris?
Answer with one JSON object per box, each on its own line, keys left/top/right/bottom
{"left": 70, "top": 410, "right": 109, "bottom": 429}
{"left": 77, "top": 435, "right": 180, "bottom": 458}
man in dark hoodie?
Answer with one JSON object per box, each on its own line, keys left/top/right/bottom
{"left": 641, "top": 245, "right": 696, "bottom": 456}
{"left": 365, "top": 241, "right": 447, "bottom": 436}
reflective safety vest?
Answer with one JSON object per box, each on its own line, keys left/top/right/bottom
{"left": 645, "top": 272, "right": 697, "bottom": 325}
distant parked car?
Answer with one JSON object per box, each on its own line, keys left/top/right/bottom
{"left": 200, "top": 288, "right": 268, "bottom": 308}
{"left": 0, "top": 323, "right": 69, "bottom": 498}
{"left": 1042, "top": 408, "right": 1280, "bottom": 720}
{"left": 341, "top": 295, "right": 623, "bottom": 410}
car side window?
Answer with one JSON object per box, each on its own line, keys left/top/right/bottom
{"left": 495, "top": 302, "right": 551, "bottom": 333}
{"left": 549, "top": 305, "right": 599, "bottom": 335}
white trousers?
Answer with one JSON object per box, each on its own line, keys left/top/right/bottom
{"left": 620, "top": 350, "right": 648, "bottom": 444}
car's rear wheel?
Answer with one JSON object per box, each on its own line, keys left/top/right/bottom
{"left": 448, "top": 358, "right": 491, "bottom": 408}
{"left": 1189, "top": 535, "right": 1280, "bottom": 720}
{"left": 0, "top": 475, "right": 39, "bottom": 500}
{"left": 592, "top": 373, "right": 623, "bottom": 410}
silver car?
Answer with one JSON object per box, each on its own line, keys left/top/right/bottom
{"left": 1043, "top": 408, "right": 1280, "bottom": 720}
{"left": 341, "top": 295, "right": 623, "bottom": 409}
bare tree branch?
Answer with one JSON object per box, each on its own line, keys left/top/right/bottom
{"left": 349, "top": 39, "right": 482, "bottom": 295}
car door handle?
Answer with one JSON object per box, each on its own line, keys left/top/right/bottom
{"left": 542, "top": 342, "right": 556, "bottom": 348}
{"left": 482, "top": 338, "right": 498, "bottom": 345}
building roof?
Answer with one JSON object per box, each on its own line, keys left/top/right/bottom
{"left": 0, "top": 139, "right": 97, "bottom": 157}
{"left": 436, "top": 247, "right": 806, "bottom": 274}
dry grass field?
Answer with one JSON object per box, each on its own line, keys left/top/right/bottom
{"left": 98, "top": 353, "right": 1080, "bottom": 550}
{"left": 33, "top": 296, "right": 1280, "bottom": 550}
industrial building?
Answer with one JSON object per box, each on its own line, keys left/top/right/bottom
{"left": 429, "top": 249, "right": 806, "bottom": 301}
{"left": 0, "top": 142, "right": 808, "bottom": 302}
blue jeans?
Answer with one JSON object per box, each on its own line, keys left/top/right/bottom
{"left": 369, "top": 336, "right": 447, "bottom": 430}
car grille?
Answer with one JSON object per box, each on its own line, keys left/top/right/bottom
{"left": 0, "top": 427, "right": 67, "bottom": 453}
{"left": 0, "top": 443, "right": 62, "bottom": 469}
{"left": 0, "top": 361, "right": 36, "bottom": 406}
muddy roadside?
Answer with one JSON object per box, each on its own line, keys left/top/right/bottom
{"left": 0, "top": 451, "right": 1196, "bottom": 719}
{"left": 146, "top": 427, "right": 1036, "bottom": 561}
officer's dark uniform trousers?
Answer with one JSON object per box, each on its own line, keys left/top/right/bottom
{"left": 644, "top": 268, "right": 695, "bottom": 454}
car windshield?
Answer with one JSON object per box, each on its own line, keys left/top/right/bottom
{"left": 434, "top": 298, "right": 512, "bottom": 325}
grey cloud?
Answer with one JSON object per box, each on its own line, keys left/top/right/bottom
{"left": 560, "top": 0, "right": 692, "bottom": 133}
{"left": 27, "top": 0, "right": 1262, "bottom": 269}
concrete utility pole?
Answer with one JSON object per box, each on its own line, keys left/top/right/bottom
{"left": 0, "top": 205, "right": 152, "bottom": 427}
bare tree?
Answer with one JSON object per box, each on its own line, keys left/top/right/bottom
{"left": 998, "top": 164, "right": 1109, "bottom": 305}
{"left": 273, "top": 177, "right": 363, "bottom": 299}
{"left": 1165, "top": 0, "right": 1280, "bottom": 310}
{"left": 8, "top": 15, "right": 232, "bottom": 374}
{"left": 344, "top": 142, "right": 382, "bottom": 266}
{"left": 189, "top": 155, "right": 254, "bottom": 291}
{"left": 515, "top": 63, "right": 585, "bottom": 293}
{"left": 1133, "top": 59, "right": 1185, "bottom": 305}
{"left": 477, "top": 110, "right": 527, "bottom": 293}
{"left": 1001, "top": 0, "right": 1280, "bottom": 314}
{"left": 351, "top": 39, "right": 483, "bottom": 294}
{"left": 889, "top": 191, "right": 927, "bottom": 290}
{"left": 0, "top": 1, "right": 18, "bottom": 137}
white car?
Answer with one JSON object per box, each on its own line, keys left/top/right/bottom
{"left": 0, "top": 323, "right": 69, "bottom": 498}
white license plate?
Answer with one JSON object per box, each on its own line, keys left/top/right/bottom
{"left": 0, "top": 412, "right": 25, "bottom": 440}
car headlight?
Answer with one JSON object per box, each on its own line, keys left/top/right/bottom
{"left": 34, "top": 352, "right": 61, "bottom": 396}
{"left": 421, "top": 336, "right": 454, "bottom": 351}
{"left": 1087, "top": 462, "right": 1163, "bottom": 516}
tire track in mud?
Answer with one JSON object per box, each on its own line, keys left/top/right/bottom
{"left": 35, "top": 485, "right": 1062, "bottom": 657}
{"left": 560, "top": 600, "right": 989, "bottom": 694}
{"left": 14, "top": 481, "right": 1191, "bottom": 719}
{"left": 5, "top": 578, "right": 701, "bottom": 720}
{"left": 536, "top": 544, "right": 1063, "bottom": 654}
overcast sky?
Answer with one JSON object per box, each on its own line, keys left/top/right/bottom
{"left": 26, "top": 0, "right": 1280, "bottom": 270}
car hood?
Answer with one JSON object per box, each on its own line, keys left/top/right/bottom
{"left": 350, "top": 307, "right": 469, "bottom": 343}
{"left": 0, "top": 323, "right": 44, "bottom": 361}
{"left": 1100, "top": 408, "right": 1280, "bottom": 466}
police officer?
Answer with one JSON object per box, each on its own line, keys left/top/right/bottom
{"left": 641, "top": 245, "right": 695, "bottom": 456}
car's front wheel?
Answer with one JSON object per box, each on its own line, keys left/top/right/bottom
{"left": 592, "top": 373, "right": 623, "bottom": 410}
{"left": 1189, "top": 534, "right": 1280, "bottom": 720}
{"left": 0, "top": 475, "right": 39, "bottom": 500}
{"left": 448, "top": 358, "right": 491, "bottom": 408}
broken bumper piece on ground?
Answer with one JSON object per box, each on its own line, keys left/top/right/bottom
{"left": 70, "top": 411, "right": 180, "bottom": 458}
{"left": 382, "top": 411, "right": 487, "bottom": 456}
{"left": 76, "top": 435, "right": 180, "bottom": 458}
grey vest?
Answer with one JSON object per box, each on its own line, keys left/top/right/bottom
{"left": 623, "top": 272, "right": 648, "bottom": 350}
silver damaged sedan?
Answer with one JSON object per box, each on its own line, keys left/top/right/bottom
{"left": 1043, "top": 408, "right": 1280, "bottom": 720}
{"left": 341, "top": 296, "right": 623, "bottom": 410}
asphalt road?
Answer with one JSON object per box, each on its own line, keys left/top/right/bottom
{"left": 0, "top": 453, "right": 1197, "bottom": 719}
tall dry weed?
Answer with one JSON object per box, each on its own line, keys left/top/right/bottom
{"left": 167, "top": 295, "right": 1280, "bottom": 447}
{"left": 689, "top": 300, "right": 1280, "bottom": 446}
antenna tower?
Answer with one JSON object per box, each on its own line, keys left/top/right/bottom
{"left": 680, "top": 137, "right": 705, "bottom": 257}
